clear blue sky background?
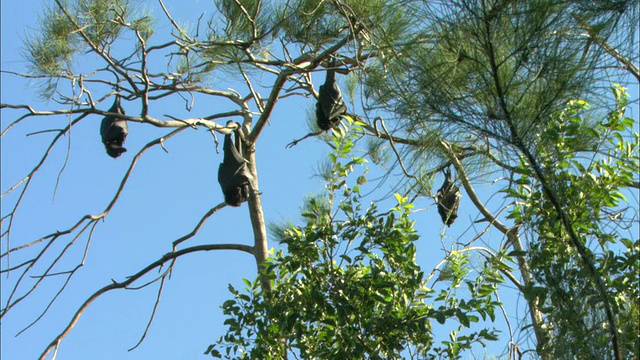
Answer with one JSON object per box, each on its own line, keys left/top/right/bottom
{"left": 1, "top": 1, "right": 637, "bottom": 360}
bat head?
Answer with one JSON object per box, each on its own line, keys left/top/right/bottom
{"left": 105, "top": 143, "right": 127, "bottom": 158}
{"left": 224, "top": 182, "right": 251, "bottom": 206}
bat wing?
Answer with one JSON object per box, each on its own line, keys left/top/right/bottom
{"left": 218, "top": 160, "right": 251, "bottom": 188}
{"left": 102, "top": 118, "right": 128, "bottom": 142}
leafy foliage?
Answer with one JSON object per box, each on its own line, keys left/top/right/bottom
{"left": 507, "top": 86, "right": 639, "bottom": 359}
{"left": 24, "top": 0, "right": 151, "bottom": 97}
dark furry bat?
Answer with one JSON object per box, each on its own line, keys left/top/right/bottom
{"left": 218, "top": 123, "right": 254, "bottom": 206}
{"left": 286, "top": 59, "right": 347, "bottom": 148}
{"left": 100, "top": 96, "right": 128, "bottom": 158}
{"left": 436, "top": 167, "right": 461, "bottom": 226}
{"left": 315, "top": 59, "right": 347, "bottom": 131}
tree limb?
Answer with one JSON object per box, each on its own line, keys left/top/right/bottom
{"left": 38, "top": 243, "right": 254, "bottom": 360}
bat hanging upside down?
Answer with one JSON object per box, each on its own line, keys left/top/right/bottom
{"left": 100, "top": 95, "right": 128, "bottom": 158}
{"left": 436, "top": 167, "right": 461, "bottom": 226}
{"left": 286, "top": 58, "right": 348, "bottom": 148}
{"left": 218, "top": 122, "right": 254, "bottom": 206}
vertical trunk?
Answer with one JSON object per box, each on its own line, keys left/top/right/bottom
{"left": 245, "top": 146, "right": 271, "bottom": 291}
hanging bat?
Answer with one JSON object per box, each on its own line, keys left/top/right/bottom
{"left": 100, "top": 95, "right": 128, "bottom": 158}
{"left": 436, "top": 167, "right": 461, "bottom": 226}
{"left": 316, "top": 58, "right": 348, "bottom": 131}
{"left": 286, "top": 58, "right": 348, "bottom": 148}
{"left": 218, "top": 122, "right": 254, "bottom": 206}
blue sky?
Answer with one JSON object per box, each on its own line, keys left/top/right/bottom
{"left": 1, "top": 1, "right": 638, "bottom": 360}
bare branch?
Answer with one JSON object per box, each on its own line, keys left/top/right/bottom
{"left": 128, "top": 275, "right": 167, "bottom": 351}
{"left": 1, "top": 127, "right": 188, "bottom": 319}
{"left": 1, "top": 220, "right": 96, "bottom": 318}
{"left": 1, "top": 113, "right": 89, "bottom": 274}
{"left": 172, "top": 204, "right": 229, "bottom": 250}
{"left": 38, "top": 243, "right": 255, "bottom": 360}
{"left": 374, "top": 117, "right": 418, "bottom": 180}
{"left": 1, "top": 105, "right": 88, "bottom": 136}
{"left": 15, "top": 222, "right": 98, "bottom": 337}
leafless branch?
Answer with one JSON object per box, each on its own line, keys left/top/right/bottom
{"left": 1, "top": 127, "right": 188, "bottom": 319}
{"left": 15, "top": 222, "right": 98, "bottom": 337}
{"left": 374, "top": 117, "right": 417, "bottom": 180}
{"left": 1, "top": 113, "right": 89, "bottom": 274}
{"left": 38, "top": 243, "right": 254, "bottom": 360}
{"left": 128, "top": 274, "right": 167, "bottom": 351}
{"left": 1, "top": 220, "right": 95, "bottom": 318}
{"left": 172, "top": 204, "right": 229, "bottom": 250}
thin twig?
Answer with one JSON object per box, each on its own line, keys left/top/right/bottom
{"left": 128, "top": 274, "right": 168, "bottom": 351}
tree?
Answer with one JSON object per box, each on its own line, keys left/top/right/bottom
{"left": 208, "top": 125, "right": 502, "bottom": 359}
{"left": 510, "top": 85, "right": 639, "bottom": 359}
{"left": 354, "top": 0, "right": 639, "bottom": 358}
{"left": 1, "top": 0, "right": 638, "bottom": 359}
{"left": 206, "top": 85, "right": 638, "bottom": 360}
